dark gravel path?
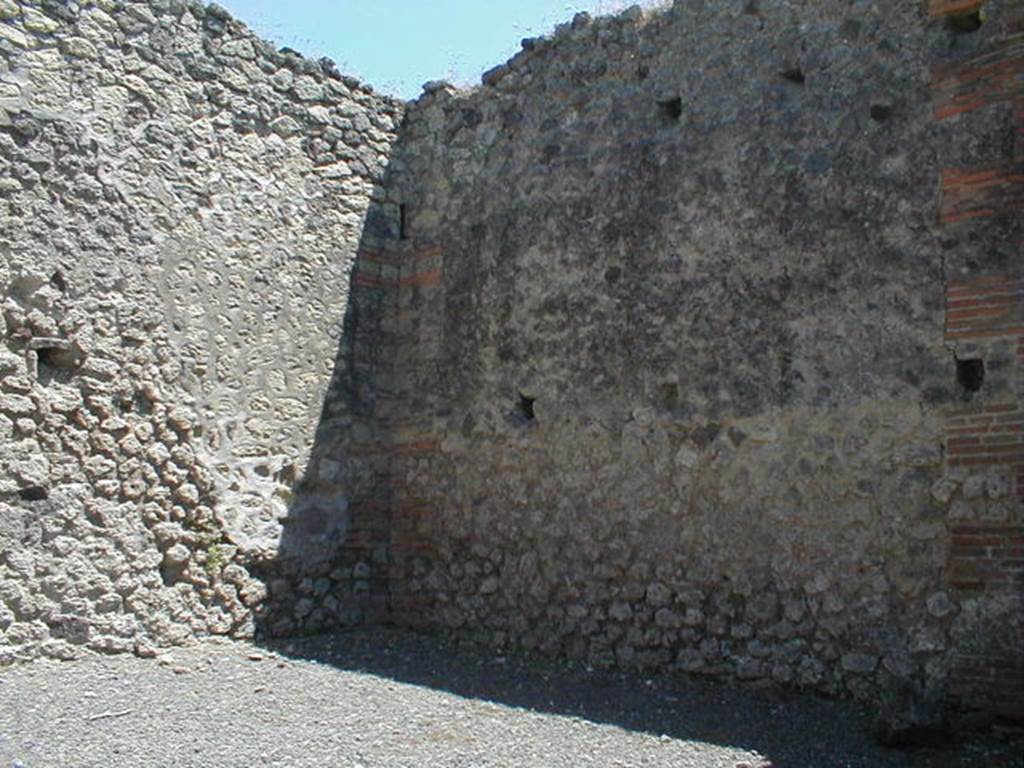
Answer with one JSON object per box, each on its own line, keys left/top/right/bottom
{"left": 0, "top": 629, "right": 1020, "bottom": 768}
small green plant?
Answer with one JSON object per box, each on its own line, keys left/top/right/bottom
{"left": 204, "top": 542, "right": 227, "bottom": 575}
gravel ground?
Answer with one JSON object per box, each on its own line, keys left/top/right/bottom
{"left": 1, "top": 629, "right": 1021, "bottom": 768}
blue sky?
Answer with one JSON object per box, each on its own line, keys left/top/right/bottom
{"left": 217, "top": 0, "right": 657, "bottom": 99}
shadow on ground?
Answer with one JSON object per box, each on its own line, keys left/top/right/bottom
{"left": 260, "top": 628, "right": 1024, "bottom": 768}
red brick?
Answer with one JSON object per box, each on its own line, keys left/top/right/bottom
{"left": 398, "top": 268, "right": 442, "bottom": 288}
{"left": 391, "top": 439, "right": 440, "bottom": 456}
{"left": 928, "top": 0, "right": 984, "bottom": 17}
{"left": 932, "top": 55, "right": 1024, "bottom": 120}
{"left": 412, "top": 244, "right": 442, "bottom": 261}
{"left": 948, "top": 437, "right": 983, "bottom": 447}
{"left": 353, "top": 273, "right": 391, "bottom": 289}
{"left": 987, "top": 403, "right": 1024, "bottom": 414}
{"left": 946, "top": 306, "right": 1016, "bottom": 326}
{"left": 946, "top": 442, "right": 1024, "bottom": 456}
{"left": 947, "top": 297, "right": 1022, "bottom": 314}
{"left": 358, "top": 247, "right": 401, "bottom": 266}
{"left": 939, "top": 168, "right": 1024, "bottom": 224}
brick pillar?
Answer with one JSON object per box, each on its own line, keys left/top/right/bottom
{"left": 931, "top": 0, "right": 1024, "bottom": 715}
{"left": 383, "top": 242, "right": 446, "bottom": 628}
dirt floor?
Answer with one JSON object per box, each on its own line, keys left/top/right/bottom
{"left": 1, "top": 629, "right": 1021, "bottom": 768}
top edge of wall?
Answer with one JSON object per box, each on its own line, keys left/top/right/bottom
{"left": 185, "top": 0, "right": 402, "bottom": 107}
{"left": 409, "top": 0, "right": 1020, "bottom": 105}
{"left": 11, "top": 0, "right": 406, "bottom": 109}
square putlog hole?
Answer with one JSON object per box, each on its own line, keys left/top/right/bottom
{"left": 658, "top": 97, "right": 683, "bottom": 122}
{"left": 956, "top": 357, "right": 985, "bottom": 393}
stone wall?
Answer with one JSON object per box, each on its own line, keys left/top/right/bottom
{"left": 0, "top": 0, "right": 403, "bottom": 661}
{"left": 2, "top": 0, "right": 1021, "bottom": 723}
{"left": 384, "top": 0, "right": 1024, "bottom": 715}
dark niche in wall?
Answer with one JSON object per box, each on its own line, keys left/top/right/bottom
{"left": 34, "top": 339, "right": 86, "bottom": 386}
{"left": 870, "top": 104, "right": 893, "bottom": 123}
{"left": 50, "top": 270, "right": 67, "bottom": 293}
{"left": 36, "top": 344, "right": 79, "bottom": 371}
{"left": 947, "top": 7, "right": 984, "bottom": 33}
{"left": 18, "top": 486, "right": 48, "bottom": 502}
{"left": 517, "top": 392, "right": 537, "bottom": 422}
{"left": 780, "top": 67, "right": 806, "bottom": 85}
{"left": 658, "top": 97, "right": 683, "bottom": 123}
{"left": 956, "top": 357, "right": 985, "bottom": 393}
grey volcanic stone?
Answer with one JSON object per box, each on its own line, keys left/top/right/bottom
{"left": 0, "top": 0, "right": 403, "bottom": 660}
{"left": 1, "top": 0, "right": 1022, "bottom": 727}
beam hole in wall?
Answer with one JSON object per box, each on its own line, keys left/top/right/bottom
{"left": 956, "top": 357, "right": 985, "bottom": 393}
{"left": 18, "top": 486, "right": 48, "bottom": 502}
{"left": 36, "top": 345, "right": 79, "bottom": 371}
{"left": 517, "top": 392, "right": 536, "bottom": 422}
{"left": 947, "top": 6, "right": 984, "bottom": 33}
{"left": 399, "top": 204, "right": 408, "bottom": 240}
{"left": 49, "top": 270, "right": 67, "bottom": 293}
{"left": 780, "top": 68, "right": 806, "bottom": 85}
{"left": 637, "top": 65, "right": 649, "bottom": 81}
{"left": 870, "top": 104, "right": 893, "bottom": 122}
{"left": 658, "top": 97, "right": 683, "bottom": 123}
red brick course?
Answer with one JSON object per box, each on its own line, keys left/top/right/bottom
{"left": 398, "top": 268, "right": 442, "bottom": 288}
{"left": 944, "top": 275, "right": 1024, "bottom": 340}
{"left": 931, "top": 37, "right": 1024, "bottom": 120}
{"left": 949, "top": 525, "right": 1024, "bottom": 591}
{"left": 347, "top": 243, "right": 445, "bottom": 625}
{"left": 942, "top": 275, "right": 1024, "bottom": 473}
{"left": 939, "top": 168, "right": 1024, "bottom": 224}
{"left": 933, "top": 6, "right": 1024, "bottom": 712}
{"left": 928, "top": 0, "right": 985, "bottom": 17}
{"left": 941, "top": 293, "right": 1024, "bottom": 709}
